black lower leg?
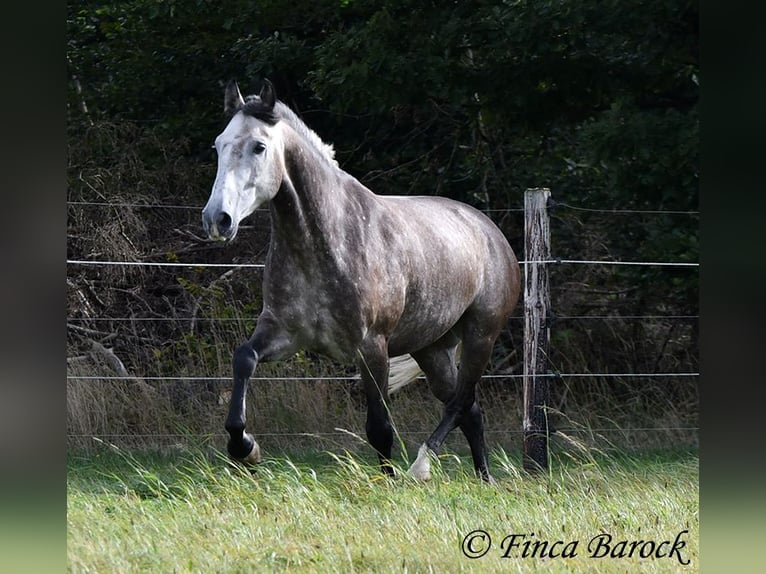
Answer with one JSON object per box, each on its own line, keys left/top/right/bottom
{"left": 459, "top": 401, "right": 493, "bottom": 481}
{"left": 424, "top": 396, "right": 463, "bottom": 454}
{"left": 225, "top": 343, "right": 258, "bottom": 460}
{"left": 366, "top": 405, "right": 394, "bottom": 475}
{"left": 423, "top": 394, "right": 493, "bottom": 481}
{"left": 359, "top": 340, "right": 394, "bottom": 476}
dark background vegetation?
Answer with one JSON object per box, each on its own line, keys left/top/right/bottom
{"left": 66, "top": 0, "right": 698, "bottom": 456}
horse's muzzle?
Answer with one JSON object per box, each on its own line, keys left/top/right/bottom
{"left": 202, "top": 209, "right": 236, "bottom": 241}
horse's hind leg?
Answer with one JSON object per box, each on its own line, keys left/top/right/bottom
{"left": 225, "top": 310, "right": 295, "bottom": 465}
{"left": 457, "top": 396, "right": 492, "bottom": 482}
{"left": 358, "top": 336, "right": 395, "bottom": 476}
{"left": 410, "top": 325, "right": 497, "bottom": 482}
{"left": 408, "top": 333, "right": 459, "bottom": 481}
{"left": 411, "top": 332, "right": 460, "bottom": 404}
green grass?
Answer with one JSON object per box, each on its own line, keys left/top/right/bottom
{"left": 67, "top": 446, "right": 698, "bottom": 573}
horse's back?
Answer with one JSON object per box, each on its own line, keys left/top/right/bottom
{"left": 381, "top": 195, "right": 519, "bottom": 288}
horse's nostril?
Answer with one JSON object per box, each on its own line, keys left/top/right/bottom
{"left": 217, "top": 212, "right": 232, "bottom": 233}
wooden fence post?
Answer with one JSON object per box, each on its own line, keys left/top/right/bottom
{"left": 523, "top": 187, "right": 552, "bottom": 473}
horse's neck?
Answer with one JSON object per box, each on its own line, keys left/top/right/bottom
{"left": 269, "top": 133, "right": 361, "bottom": 261}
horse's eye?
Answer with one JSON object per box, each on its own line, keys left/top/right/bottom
{"left": 253, "top": 142, "right": 266, "bottom": 155}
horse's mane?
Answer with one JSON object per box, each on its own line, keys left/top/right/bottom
{"left": 241, "top": 94, "right": 338, "bottom": 168}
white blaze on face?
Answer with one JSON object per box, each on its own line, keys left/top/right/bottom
{"left": 202, "top": 114, "right": 285, "bottom": 240}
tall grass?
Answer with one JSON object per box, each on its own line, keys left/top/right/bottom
{"left": 67, "top": 446, "right": 698, "bottom": 573}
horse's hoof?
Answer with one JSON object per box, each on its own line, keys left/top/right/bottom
{"left": 242, "top": 439, "right": 262, "bottom": 465}
{"left": 408, "top": 444, "right": 433, "bottom": 482}
{"left": 228, "top": 433, "right": 261, "bottom": 464}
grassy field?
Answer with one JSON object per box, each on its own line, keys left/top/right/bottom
{"left": 67, "top": 444, "right": 698, "bottom": 573}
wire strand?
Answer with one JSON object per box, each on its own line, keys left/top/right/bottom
{"left": 66, "top": 314, "right": 699, "bottom": 322}
{"left": 67, "top": 258, "right": 697, "bottom": 269}
{"left": 66, "top": 427, "right": 700, "bottom": 439}
{"left": 66, "top": 372, "right": 699, "bottom": 382}
{"left": 67, "top": 199, "right": 701, "bottom": 216}
{"left": 520, "top": 259, "right": 698, "bottom": 267}
{"left": 67, "top": 259, "right": 265, "bottom": 269}
{"left": 68, "top": 200, "right": 203, "bottom": 210}
{"left": 554, "top": 201, "right": 699, "bottom": 215}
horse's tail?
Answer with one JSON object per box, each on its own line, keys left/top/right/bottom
{"left": 387, "top": 354, "right": 423, "bottom": 394}
{"left": 388, "top": 342, "right": 465, "bottom": 394}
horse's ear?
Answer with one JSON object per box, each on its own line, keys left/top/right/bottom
{"left": 224, "top": 79, "right": 245, "bottom": 114}
{"left": 259, "top": 79, "right": 276, "bottom": 110}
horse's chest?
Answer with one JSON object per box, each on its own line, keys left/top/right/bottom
{"left": 265, "top": 268, "right": 363, "bottom": 360}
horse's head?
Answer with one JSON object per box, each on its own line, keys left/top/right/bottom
{"left": 202, "top": 79, "right": 284, "bottom": 241}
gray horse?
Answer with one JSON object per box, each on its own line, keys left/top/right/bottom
{"left": 202, "top": 79, "right": 520, "bottom": 481}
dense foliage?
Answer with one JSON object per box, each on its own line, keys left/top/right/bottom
{"left": 67, "top": 0, "right": 698, "bottom": 449}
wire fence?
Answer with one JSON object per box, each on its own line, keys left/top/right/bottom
{"left": 67, "top": 199, "right": 699, "bottom": 440}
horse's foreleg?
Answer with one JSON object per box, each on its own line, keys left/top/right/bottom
{"left": 358, "top": 338, "right": 394, "bottom": 476}
{"left": 225, "top": 311, "right": 295, "bottom": 466}
{"left": 225, "top": 342, "right": 261, "bottom": 464}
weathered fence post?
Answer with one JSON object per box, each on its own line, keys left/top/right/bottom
{"left": 523, "top": 187, "right": 552, "bottom": 473}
